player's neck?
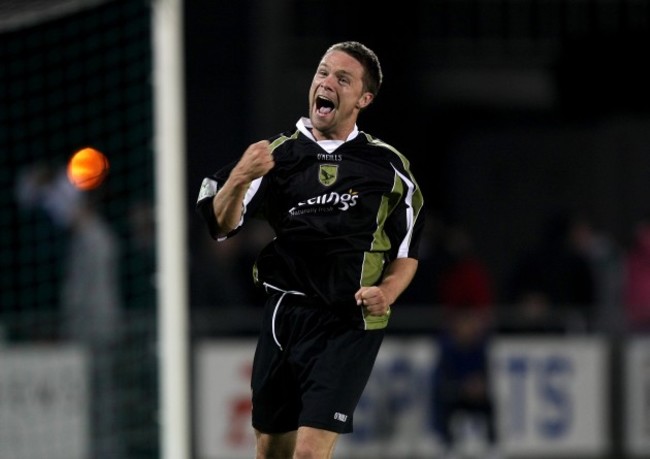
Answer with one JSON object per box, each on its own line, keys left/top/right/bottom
{"left": 312, "top": 125, "right": 355, "bottom": 142}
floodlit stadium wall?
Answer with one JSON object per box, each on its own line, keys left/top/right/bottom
{"left": 2, "top": 333, "right": 648, "bottom": 458}
{"left": 0, "top": 1, "right": 159, "bottom": 458}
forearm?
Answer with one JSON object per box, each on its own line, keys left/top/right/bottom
{"left": 379, "top": 257, "right": 418, "bottom": 306}
{"left": 211, "top": 175, "right": 250, "bottom": 236}
{"left": 211, "top": 140, "right": 274, "bottom": 236}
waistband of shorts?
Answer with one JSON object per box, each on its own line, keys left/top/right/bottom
{"left": 263, "top": 283, "right": 327, "bottom": 308}
{"left": 277, "top": 293, "right": 327, "bottom": 309}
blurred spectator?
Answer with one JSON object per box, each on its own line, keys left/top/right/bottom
{"left": 10, "top": 162, "right": 70, "bottom": 340}
{"left": 15, "top": 162, "right": 125, "bottom": 459}
{"left": 569, "top": 213, "right": 624, "bottom": 334}
{"left": 437, "top": 222, "right": 495, "bottom": 311}
{"left": 431, "top": 223, "right": 499, "bottom": 458}
{"left": 499, "top": 291, "right": 567, "bottom": 335}
{"left": 431, "top": 307, "right": 499, "bottom": 459}
{"left": 622, "top": 213, "right": 650, "bottom": 333}
{"left": 505, "top": 210, "right": 596, "bottom": 331}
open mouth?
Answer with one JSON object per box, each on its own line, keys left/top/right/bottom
{"left": 315, "top": 95, "right": 335, "bottom": 115}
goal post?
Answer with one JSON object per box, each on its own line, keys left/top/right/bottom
{"left": 152, "top": 1, "right": 191, "bottom": 459}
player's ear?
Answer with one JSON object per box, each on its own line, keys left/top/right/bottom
{"left": 356, "top": 92, "right": 374, "bottom": 110}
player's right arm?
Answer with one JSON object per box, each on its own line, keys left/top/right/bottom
{"left": 212, "top": 140, "right": 274, "bottom": 236}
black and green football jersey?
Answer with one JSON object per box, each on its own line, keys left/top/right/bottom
{"left": 196, "top": 118, "right": 425, "bottom": 328}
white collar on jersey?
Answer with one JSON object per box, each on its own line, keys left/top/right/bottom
{"left": 296, "top": 117, "right": 359, "bottom": 153}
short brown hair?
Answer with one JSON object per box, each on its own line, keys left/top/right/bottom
{"left": 325, "top": 41, "right": 383, "bottom": 97}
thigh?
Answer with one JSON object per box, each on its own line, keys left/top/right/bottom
{"left": 297, "top": 321, "right": 385, "bottom": 433}
{"left": 251, "top": 299, "right": 302, "bottom": 433}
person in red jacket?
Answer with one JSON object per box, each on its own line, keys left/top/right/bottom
{"left": 623, "top": 213, "right": 650, "bottom": 332}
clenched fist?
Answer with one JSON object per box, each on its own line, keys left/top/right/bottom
{"left": 231, "top": 140, "right": 275, "bottom": 182}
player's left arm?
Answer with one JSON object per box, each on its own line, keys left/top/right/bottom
{"left": 355, "top": 153, "right": 424, "bottom": 316}
{"left": 355, "top": 257, "right": 418, "bottom": 316}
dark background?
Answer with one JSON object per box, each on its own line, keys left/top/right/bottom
{"left": 184, "top": 0, "right": 650, "bottom": 300}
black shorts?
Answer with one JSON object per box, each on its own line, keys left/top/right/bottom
{"left": 251, "top": 292, "right": 385, "bottom": 434}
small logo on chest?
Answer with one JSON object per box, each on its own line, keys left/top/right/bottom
{"left": 318, "top": 164, "right": 338, "bottom": 186}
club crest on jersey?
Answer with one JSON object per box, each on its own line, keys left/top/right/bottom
{"left": 318, "top": 164, "right": 338, "bottom": 186}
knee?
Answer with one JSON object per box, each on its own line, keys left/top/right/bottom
{"left": 292, "top": 443, "right": 319, "bottom": 459}
{"left": 255, "top": 429, "right": 296, "bottom": 459}
{"left": 293, "top": 427, "right": 338, "bottom": 459}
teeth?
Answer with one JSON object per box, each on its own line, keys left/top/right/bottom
{"left": 316, "top": 95, "right": 334, "bottom": 111}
